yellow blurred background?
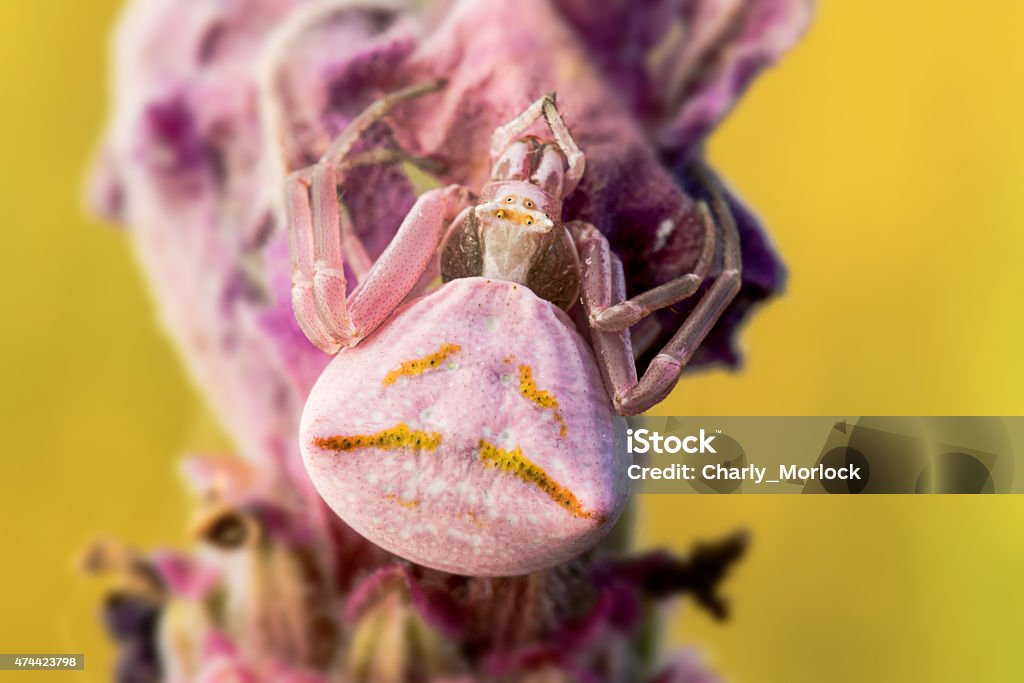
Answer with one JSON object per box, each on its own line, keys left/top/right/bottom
{"left": 2, "top": 1, "right": 1023, "bottom": 681}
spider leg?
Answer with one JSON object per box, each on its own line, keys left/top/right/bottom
{"left": 298, "top": 164, "right": 469, "bottom": 350}
{"left": 489, "top": 93, "right": 585, "bottom": 196}
{"left": 539, "top": 95, "right": 585, "bottom": 197}
{"left": 337, "top": 148, "right": 446, "bottom": 280}
{"left": 259, "top": 0, "right": 414, "bottom": 179}
{"left": 317, "top": 80, "right": 446, "bottom": 171}
{"left": 313, "top": 80, "right": 448, "bottom": 282}
{"left": 589, "top": 204, "right": 717, "bottom": 331}
{"left": 286, "top": 169, "right": 342, "bottom": 354}
{"left": 571, "top": 166, "right": 742, "bottom": 415}
{"left": 283, "top": 81, "right": 468, "bottom": 352}
{"left": 575, "top": 235, "right": 638, "bottom": 407}
{"left": 336, "top": 183, "right": 471, "bottom": 346}
{"left": 308, "top": 161, "right": 355, "bottom": 343}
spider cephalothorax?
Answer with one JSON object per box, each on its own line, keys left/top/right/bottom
{"left": 441, "top": 119, "right": 584, "bottom": 310}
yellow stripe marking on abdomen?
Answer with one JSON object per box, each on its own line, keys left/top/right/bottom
{"left": 517, "top": 365, "right": 567, "bottom": 437}
{"left": 313, "top": 423, "right": 442, "bottom": 452}
{"left": 478, "top": 440, "right": 591, "bottom": 519}
{"left": 382, "top": 343, "right": 461, "bottom": 385}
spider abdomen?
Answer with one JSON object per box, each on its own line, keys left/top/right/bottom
{"left": 300, "top": 277, "right": 628, "bottom": 575}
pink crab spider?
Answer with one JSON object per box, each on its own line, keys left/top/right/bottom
{"left": 287, "top": 82, "right": 741, "bottom": 576}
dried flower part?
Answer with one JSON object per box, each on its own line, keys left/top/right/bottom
{"left": 157, "top": 596, "right": 215, "bottom": 682}
{"left": 344, "top": 567, "right": 465, "bottom": 682}
{"left": 549, "top": 0, "right": 812, "bottom": 154}
{"left": 189, "top": 500, "right": 341, "bottom": 671}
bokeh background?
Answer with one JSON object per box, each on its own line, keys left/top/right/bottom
{"left": 2, "top": 1, "right": 1023, "bottom": 681}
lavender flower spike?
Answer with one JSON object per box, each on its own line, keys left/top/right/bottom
{"left": 86, "top": 0, "right": 810, "bottom": 680}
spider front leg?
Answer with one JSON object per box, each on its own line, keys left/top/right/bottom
{"left": 286, "top": 171, "right": 341, "bottom": 353}
{"left": 490, "top": 93, "right": 585, "bottom": 197}
{"left": 284, "top": 81, "right": 470, "bottom": 353}
{"left": 288, "top": 171, "right": 470, "bottom": 353}
{"left": 572, "top": 168, "right": 742, "bottom": 415}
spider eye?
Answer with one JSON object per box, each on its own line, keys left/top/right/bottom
{"left": 525, "top": 200, "right": 534, "bottom": 209}
{"left": 526, "top": 218, "right": 533, "bottom": 225}
{"left": 496, "top": 211, "right": 505, "bottom": 219}
{"left": 505, "top": 196, "right": 514, "bottom": 202}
